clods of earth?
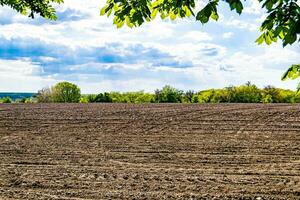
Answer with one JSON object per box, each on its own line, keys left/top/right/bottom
{"left": 0, "top": 104, "right": 299, "bottom": 199}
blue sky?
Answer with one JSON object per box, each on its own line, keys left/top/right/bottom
{"left": 0, "top": 0, "right": 299, "bottom": 93}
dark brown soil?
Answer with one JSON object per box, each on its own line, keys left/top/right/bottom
{"left": 0, "top": 104, "right": 299, "bottom": 199}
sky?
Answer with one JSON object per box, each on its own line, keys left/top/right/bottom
{"left": 0, "top": 0, "right": 299, "bottom": 93}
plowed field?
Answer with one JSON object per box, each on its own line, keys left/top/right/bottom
{"left": 0, "top": 104, "right": 299, "bottom": 199}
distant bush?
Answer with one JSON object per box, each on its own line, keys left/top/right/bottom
{"left": 191, "top": 82, "right": 300, "bottom": 103}
{"left": 0, "top": 97, "right": 12, "bottom": 103}
{"left": 229, "top": 83, "right": 262, "bottom": 103}
{"left": 86, "top": 94, "right": 97, "bottom": 103}
{"left": 262, "top": 86, "right": 280, "bottom": 103}
{"left": 294, "top": 92, "right": 300, "bottom": 103}
{"left": 15, "top": 97, "right": 34, "bottom": 103}
{"left": 135, "top": 93, "right": 155, "bottom": 103}
{"left": 84, "top": 91, "right": 155, "bottom": 103}
{"left": 183, "top": 90, "right": 195, "bottom": 103}
{"left": 196, "top": 90, "right": 215, "bottom": 103}
{"left": 15, "top": 98, "right": 27, "bottom": 103}
{"left": 32, "top": 82, "right": 300, "bottom": 104}
{"left": 95, "top": 92, "right": 113, "bottom": 103}
{"left": 79, "top": 97, "right": 88, "bottom": 103}
{"left": 262, "top": 94, "right": 273, "bottom": 103}
{"left": 36, "top": 87, "right": 52, "bottom": 103}
{"left": 155, "top": 85, "right": 183, "bottom": 103}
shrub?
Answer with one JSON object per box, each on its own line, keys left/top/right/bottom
{"left": 293, "top": 91, "right": 300, "bottom": 103}
{"left": 0, "top": 97, "right": 12, "bottom": 103}
{"left": 196, "top": 89, "right": 215, "bottom": 103}
{"left": 191, "top": 93, "right": 199, "bottom": 103}
{"left": 95, "top": 92, "right": 113, "bottom": 102}
{"left": 135, "top": 93, "right": 155, "bottom": 103}
{"left": 108, "top": 92, "right": 123, "bottom": 103}
{"left": 155, "top": 85, "right": 183, "bottom": 103}
{"left": 262, "top": 94, "right": 273, "bottom": 103}
{"left": 36, "top": 87, "right": 52, "bottom": 103}
{"left": 86, "top": 94, "right": 97, "bottom": 102}
{"left": 276, "top": 89, "right": 295, "bottom": 103}
{"left": 25, "top": 98, "right": 34, "bottom": 103}
{"left": 15, "top": 98, "right": 27, "bottom": 103}
{"left": 16, "top": 98, "right": 34, "bottom": 103}
{"left": 231, "top": 83, "right": 262, "bottom": 103}
{"left": 183, "top": 90, "right": 195, "bottom": 103}
{"left": 79, "top": 97, "right": 88, "bottom": 103}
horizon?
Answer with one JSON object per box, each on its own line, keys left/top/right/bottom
{"left": 0, "top": 0, "right": 299, "bottom": 93}
{"left": 0, "top": 82, "right": 299, "bottom": 95}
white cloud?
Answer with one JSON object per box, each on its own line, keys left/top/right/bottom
{"left": 39, "top": 56, "right": 58, "bottom": 62}
{"left": 180, "top": 31, "right": 213, "bottom": 42}
{"left": 0, "top": 59, "right": 56, "bottom": 92}
{"left": 243, "top": 0, "right": 264, "bottom": 15}
{"left": 0, "top": 0, "right": 299, "bottom": 93}
{"left": 222, "top": 17, "right": 259, "bottom": 31}
{"left": 0, "top": 59, "right": 42, "bottom": 75}
{"left": 222, "top": 32, "right": 234, "bottom": 39}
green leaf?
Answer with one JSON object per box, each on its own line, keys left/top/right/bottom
{"left": 264, "top": 33, "right": 272, "bottom": 45}
{"left": 183, "top": 6, "right": 192, "bottom": 17}
{"left": 282, "top": 64, "right": 300, "bottom": 81}
{"left": 235, "top": 1, "right": 243, "bottom": 14}
{"left": 255, "top": 34, "right": 264, "bottom": 45}
{"left": 116, "top": 20, "right": 125, "bottom": 28}
{"left": 196, "top": 10, "right": 209, "bottom": 24}
{"left": 151, "top": 9, "right": 158, "bottom": 19}
{"left": 284, "top": 33, "right": 297, "bottom": 46}
{"left": 125, "top": 17, "right": 133, "bottom": 28}
{"left": 160, "top": 12, "right": 167, "bottom": 19}
{"left": 226, "top": 0, "right": 243, "bottom": 14}
{"left": 170, "top": 11, "right": 176, "bottom": 20}
{"left": 265, "top": 1, "right": 273, "bottom": 10}
{"left": 211, "top": 11, "right": 219, "bottom": 21}
{"left": 100, "top": 5, "right": 108, "bottom": 16}
{"left": 196, "top": 0, "right": 220, "bottom": 23}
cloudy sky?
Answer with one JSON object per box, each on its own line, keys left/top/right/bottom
{"left": 0, "top": 0, "right": 299, "bottom": 93}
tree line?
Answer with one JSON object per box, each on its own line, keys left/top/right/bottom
{"left": 1, "top": 81, "right": 300, "bottom": 104}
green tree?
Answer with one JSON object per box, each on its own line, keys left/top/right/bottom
{"left": 79, "top": 97, "right": 89, "bottom": 103}
{"left": 85, "top": 94, "right": 98, "bottom": 103}
{"left": 0, "top": 0, "right": 64, "bottom": 20}
{"left": 262, "top": 85, "right": 281, "bottom": 102}
{"left": 95, "top": 92, "right": 113, "bottom": 102}
{"left": 155, "top": 85, "right": 183, "bottom": 103}
{"left": 294, "top": 92, "right": 300, "bottom": 102}
{"left": 262, "top": 94, "right": 273, "bottom": 103}
{"left": 100, "top": 0, "right": 299, "bottom": 46}
{"left": 123, "top": 91, "right": 144, "bottom": 103}
{"left": 196, "top": 89, "right": 216, "bottom": 103}
{"left": 184, "top": 90, "right": 195, "bottom": 103}
{"left": 108, "top": 92, "right": 124, "bottom": 102}
{"left": 135, "top": 93, "right": 155, "bottom": 103}
{"left": 51, "top": 81, "right": 81, "bottom": 103}
{"left": 228, "top": 83, "right": 262, "bottom": 103}
{"left": 277, "top": 88, "right": 296, "bottom": 103}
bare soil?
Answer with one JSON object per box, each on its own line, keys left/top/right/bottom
{"left": 0, "top": 104, "right": 299, "bottom": 199}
